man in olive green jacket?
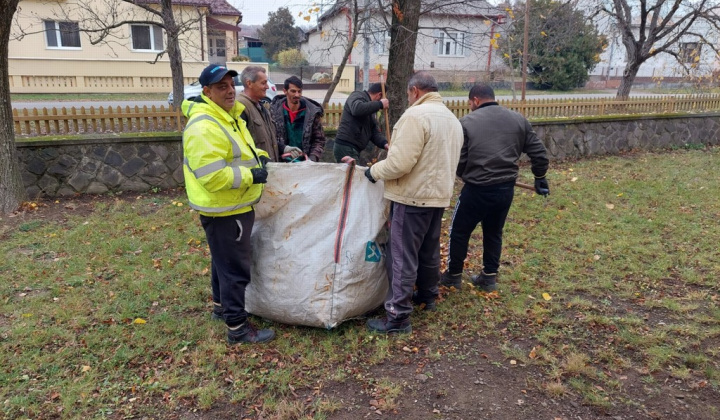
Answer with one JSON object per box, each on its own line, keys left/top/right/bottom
{"left": 236, "top": 66, "right": 302, "bottom": 162}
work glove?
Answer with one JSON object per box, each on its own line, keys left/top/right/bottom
{"left": 251, "top": 168, "right": 268, "bottom": 184}
{"left": 258, "top": 156, "right": 270, "bottom": 168}
{"left": 364, "top": 168, "right": 377, "bottom": 183}
{"left": 283, "top": 146, "right": 303, "bottom": 160}
{"left": 534, "top": 176, "right": 549, "bottom": 196}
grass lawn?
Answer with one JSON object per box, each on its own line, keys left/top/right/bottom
{"left": 1, "top": 148, "right": 719, "bottom": 419}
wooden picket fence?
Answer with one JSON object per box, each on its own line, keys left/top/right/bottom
{"left": 12, "top": 94, "right": 720, "bottom": 138}
{"left": 13, "top": 105, "right": 183, "bottom": 137}
{"left": 444, "top": 94, "right": 720, "bottom": 119}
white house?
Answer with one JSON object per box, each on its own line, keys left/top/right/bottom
{"left": 582, "top": 2, "right": 720, "bottom": 88}
{"left": 299, "top": 0, "right": 508, "bottom": 85}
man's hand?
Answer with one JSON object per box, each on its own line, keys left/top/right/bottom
{"left": 384, "top": 144, "right": 389, "bottom": 150}
{"left": 283, "top": 146, "right": 303, "bottom": 159}
{"left": 364, "top": 168, "right": 377, "bottom": 183}
{"left": 259, "top": 156, "right": 270, "bottom": 168}
{"left": 534, "top": 177, "right": 549, "bottom": 196}
{"left": 380, "top": 98, "right": 389, "bottom": 109}
{"left": 341, "top": 156, "right": 355, "bottom": 164}
{"left": 251, "top": 168, "right": 268, "bottom": 184}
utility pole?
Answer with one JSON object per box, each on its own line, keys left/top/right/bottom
{"left": 521, "top": 0, "right": 530, "bottom": 102}
{"left": 362, "top": 0, "right": 370, "bottom": 89}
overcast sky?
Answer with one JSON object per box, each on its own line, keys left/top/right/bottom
{"left": 229, "top": 0, "right": 323, "bottom": 26}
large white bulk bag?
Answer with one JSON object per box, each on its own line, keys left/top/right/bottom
{"left": 246, "top": 162, "right": 389, "bottom": 329}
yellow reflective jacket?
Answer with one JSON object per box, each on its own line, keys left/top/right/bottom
{"left": 182, "top": 94, "right": 269, "bottom": 217}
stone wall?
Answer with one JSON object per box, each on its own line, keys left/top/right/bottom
{"left": 15, "top": 114, "right": 720, "bottom": 198}
{"left": 534, "top": 114, "right": 720, "bottom": 160}
{"left": 17, "top": 136, "right": 184, "bottom": 199}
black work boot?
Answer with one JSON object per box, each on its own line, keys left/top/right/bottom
{"left": 366, "top": 317, "right": 412, "bottom": 334}
{"left": 211, "top": 303, "right": 224, "bottom": 321}
{"left": 227, "top": 321, "right": 275, "bottom": 344}
{"left": 412, "top": 291, "right": 437, "bottom": 311}
{"left": 470, "top": 271, "right": 498, "bottom": 292}
{"left": 439, "top": 270, "right": 462, "bottom": 289}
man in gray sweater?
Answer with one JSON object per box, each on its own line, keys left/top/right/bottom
{"left": 440, "top": 83, "right": 549, "bottom": 292}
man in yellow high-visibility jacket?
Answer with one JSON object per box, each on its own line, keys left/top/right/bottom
{"left": 182, "top": 64, "right": 274, "bottom": 344}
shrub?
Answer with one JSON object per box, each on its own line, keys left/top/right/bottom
{"left": 277, "top": 49, "right": 308, "bottom": 67}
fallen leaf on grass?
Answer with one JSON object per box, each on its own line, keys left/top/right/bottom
{"left": 542, "top": 293, "right": 552, "bottom": 301}
{"left": 605, "top": 203, "right": 615, "bottom": 210}
{"left": 133, "top": 318, "right": 147, "bottom": 324}
{"left": 529, "top": 347, "right": 537, "bottom": 359}
{"left": 81, "top": 365, "right": 91, "bottom": 372}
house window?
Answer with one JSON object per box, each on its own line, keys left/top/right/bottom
{"left": 438, "top": 31, "right": 465, "bottom": 57}
{"left": 44, "top": 20, "right": 81, "bottom": 49}
{"left": 208, "top": 35, "right": 226, "bottom": 58}
{"left": 679, "top": 42, "right": 701, "bottom": 63}
{"left": 131, "top": 24, "right": 164, "bottom": 51}
{"left": 376, "top": 30, "right": 391, "bottom": 55}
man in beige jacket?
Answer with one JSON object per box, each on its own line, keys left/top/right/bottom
{"left": 363, "top": 71, "right": 463, "bottom": 334}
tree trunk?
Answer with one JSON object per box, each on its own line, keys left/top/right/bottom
{"left": 385, "top": 0, "right": 421, "bottom": 129}
{"left": 0, "top": 0, "right": 25, "bottom": 214}
{"left": 616, "top": 62, "right": 640, "bottom": 100}
{"left": 162, "top": 0, "right": 185, "bottom": 109}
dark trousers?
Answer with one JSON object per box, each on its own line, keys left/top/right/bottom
{"left": 384, "top": 202, "right": 444, "bottom": 320}
{"left": 333, "top": 142, "right": 360, "bottom": 163}
{"left": 447, "top": 181, "right": 514, "bottom": 275}
{"left": 200, "top": 211, "right": 255, "bottom": 327}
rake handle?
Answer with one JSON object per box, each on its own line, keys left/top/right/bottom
{"left": 515, "top": 181, "right": 535, "bottom": 191}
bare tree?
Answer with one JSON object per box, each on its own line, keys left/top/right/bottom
{"left": 0, "top": 0, "right": 25, "bottom": 213}
{"left": 588, "top": 0, "right": 720, "bottom": 99}
{"left": 305, "top": 0, "right": 505, "bottom": 127}
{"left": 321, "top": 0, "right": 362, "bottom": 108}
{"left": 14, "top": 0, "right": 207, "bottom": 107}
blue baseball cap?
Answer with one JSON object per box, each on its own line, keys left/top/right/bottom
{"left": 199, "top": 64, "right": 238, "bottom": 87}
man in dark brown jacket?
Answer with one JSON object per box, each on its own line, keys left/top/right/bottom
{"left": 270, "top": 76, "right": 326, "bottom": 162}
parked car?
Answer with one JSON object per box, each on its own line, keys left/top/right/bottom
{"left": 167, "top": 75, "right": 277, "bottom": 105}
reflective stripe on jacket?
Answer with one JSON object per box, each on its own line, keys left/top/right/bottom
{"left": 182, "top": 94, "right": 270, "bottom": 217}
